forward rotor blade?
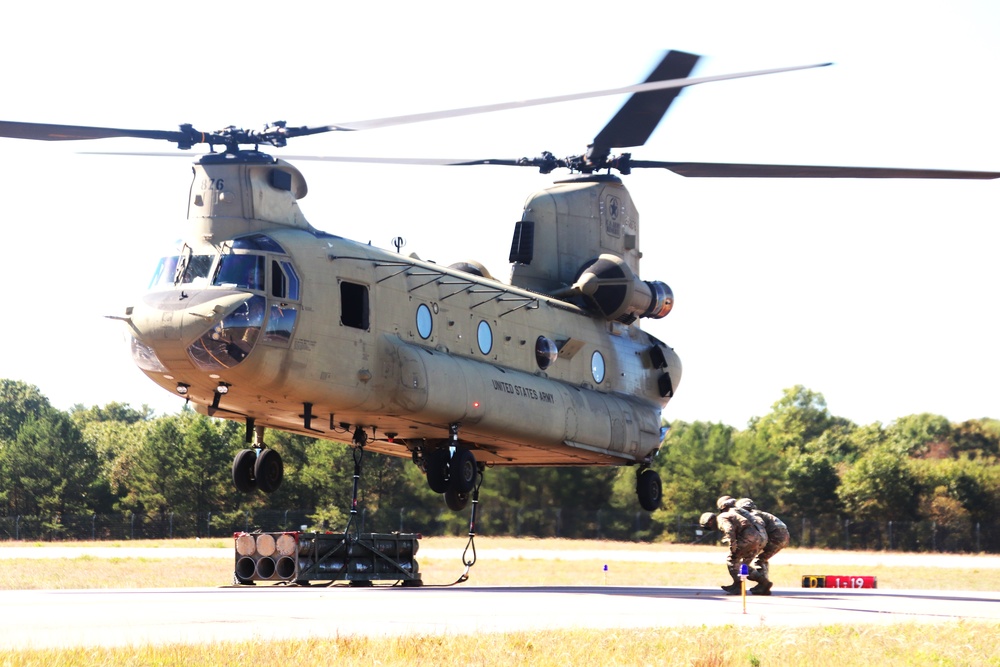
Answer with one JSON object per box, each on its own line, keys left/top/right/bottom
{"left": 628, "top": 160, "right": 1000, "bottom": 179}
{"left": 319, "top": 61, "right": 832, "bottom": 132}
{"left": 1, "top": 59, "right": 831, "bottom": 149}
{"left": 0, "top": 120, "right": 189, "bottom": 143}
{"left": 591, "top": 51, "right": 700, "bottom": 156}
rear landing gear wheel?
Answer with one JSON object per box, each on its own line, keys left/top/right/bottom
{"left": 232, "top": 449, "right": 257, "bottom": 493}
{"left": 445, "top": 487, "right": 470, "bottom": 511}
{"left": 636, "top": 468, "right": 662, "bottom": 512}
{"left": 449, "top": 448, "right": 477, "bottom": 494}
{"left": 255, "top": 448, "right": 284, "bottom": 494}
{"left": 425, "top": 448, "right": 451, "bottom": 494}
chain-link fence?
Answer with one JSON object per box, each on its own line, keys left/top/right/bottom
{"left": 0, "top": 510, "right": 996, "bottom": 552}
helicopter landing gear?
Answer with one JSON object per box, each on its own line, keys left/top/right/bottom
{"left": 424, "top": 447, "right": 478, "bottom": 501}
{"left": 422, "top": 423, "right": 479, "bottom": 510}
{"left": 445, "top": 487, "right": 470, "bottom": 512}
{"left": 255, "top": 448, "right": 284, "bottom": 493}
{"left": 232, "top": 449, "right": 257, "bottom": 493}
{"left": 636, "top": 466, "right": 662, "bottom": 512}
{"left": 232, "top": 422, "right": 284, "bottom": 494}
{"left": 425, "top": 447, "right": 451, "bottom": 493}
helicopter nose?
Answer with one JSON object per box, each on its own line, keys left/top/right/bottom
{"left": 127, "top": 290, "right": 262, "bottom": 370}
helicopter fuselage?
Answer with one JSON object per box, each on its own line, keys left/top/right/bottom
{"left": 125, "top": 153, "right": 681, "bottom": 468}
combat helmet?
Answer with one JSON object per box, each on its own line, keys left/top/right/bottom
{"left": 699, "top": 512, "right": 717, "bottom": 530}
{"left": 736, "top": 498, "right": 757, "bottom": 511}
{"left": 716, "top": 495, "right": 736, "bottom": 511}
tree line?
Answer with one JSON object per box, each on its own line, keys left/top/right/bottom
{"left": 1, "top": 379, "right": 998, "bottom": 550}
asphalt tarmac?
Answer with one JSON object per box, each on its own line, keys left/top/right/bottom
{"left": 1, "top": 547, "right": 999, "bottom": 649}
{"left": 2, "top": 584, "right": 1000, "bottom": 650}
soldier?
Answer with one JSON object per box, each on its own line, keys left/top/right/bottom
{"left": 735, "top": 498, "right": 789, "bottom": 596}
{"left": 699, "top": 495, "right": 768, "bottom": 595}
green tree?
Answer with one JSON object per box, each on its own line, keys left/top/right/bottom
{"left": 952, "top": 419, "right": 1000, "bottom": 459}
{"left": 781, "top": 450, "right": 842, "bottom": 516}
{"left": 838, "top": 445, "right": 918, "bottom": 521}
{"left": 654, "top": 421, "right": 735, "bottom": 517}
{"left": 0, "top": 410, "right": 97, "bottom": 526}
{"left": 886, "top": 413, "right": 952, "bottom": 458}
{"left": 749, "top": 386, "right": 839, "bottom": 452}
{"left": 120, "top": 412, "right": 236, "bottom": 530}
{"left": 0, "top": 379, "right": 51, "bottom": 442}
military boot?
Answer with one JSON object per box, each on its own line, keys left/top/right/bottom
{"left": 749, "top": 580, "right": 773, "bottom": 596}
{"left": 721, "top": 583, "right": 742, "bottom": 595}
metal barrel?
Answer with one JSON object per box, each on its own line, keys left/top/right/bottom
{"left": 255, "top": 556, "right": 276, "bottom": 579}
{"left": 235, "top": 557, "right": 257, "bottom": 581}
{"left": 275, "top": 556, "right": 297, "bottom": 580}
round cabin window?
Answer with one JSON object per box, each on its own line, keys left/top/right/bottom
{"left": 535, "top": 336, "right": 558, "bottom": 370}
{"left": 416, "top": 304, "right": 433, "bottom": 339}
{"left": 477, "top": 320, "right": 493, "bottom": 355}
{"left": 591, "top": 350, "right": 606, "bottom": 384}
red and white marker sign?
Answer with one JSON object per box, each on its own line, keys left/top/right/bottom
{"left": 801, "top": 575, "right": 877, "bottom": 589}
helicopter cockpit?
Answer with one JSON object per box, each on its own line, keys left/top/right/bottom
{"left": 133, "top": 233, "right": 301, "bottom": 374}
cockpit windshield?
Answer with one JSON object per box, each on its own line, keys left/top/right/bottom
{"left": 148, "top": 247, "right": 215, "bottom": 290}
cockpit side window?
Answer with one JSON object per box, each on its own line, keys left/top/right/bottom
{"left": 214, "top": 254, "right": 265, "bottom": 291}
{"left": 271, "top": 260, "right": 301, "bottom": 301}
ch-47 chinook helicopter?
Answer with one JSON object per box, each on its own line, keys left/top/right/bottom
{"left": 3, "top": 51, "right": 998, "bottom": 515}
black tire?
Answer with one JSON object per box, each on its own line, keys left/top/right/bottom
{"left": 637, "top": 468, "right": 662, "bottom": 512}
{"left": 444, "top": 487, "right": 470, "bottom": 511}
{"left": 255, "top": 448, "right": 284, "bottom": 494}
{"left": 449, "top": 448, "right": 477, "bottom": 494}
{"left": 232, "top": 449, "right": 257, "bottom": 493}
{"left": 425, "top": 448, "right": 451, "bottom": 494}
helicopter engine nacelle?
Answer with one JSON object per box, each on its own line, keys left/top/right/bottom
{"left": 573, "top": 254, "right": 673, "bottom": 323}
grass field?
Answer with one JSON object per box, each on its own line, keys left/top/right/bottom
{"left": 1, "top": 538, "right": 999, "bottom": 666}
{"left": 2, "top": 536, "right": 998, "bottom": 591}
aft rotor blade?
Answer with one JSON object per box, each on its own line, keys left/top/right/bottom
{"left": 591, "top": 51, "right": 700, "bottom": 155}
{"left": 284, "top": 155, "right": 525, "bottom": 165}
{"left": 628, "top": 160, "right": 1000, "bottom": 179}
{"left": 319, "top": 61, "right": 832, "bottom": 132}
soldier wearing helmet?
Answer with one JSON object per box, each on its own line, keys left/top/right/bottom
{"left": 700, "top": 495, "right": 767, "bottom": 595}
{"left": 735, "top": 498, "right": 789, "bottom": 596}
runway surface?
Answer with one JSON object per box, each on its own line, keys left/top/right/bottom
{"left": 2, "top": 584, "right": 999, "bottom": 650}
{"left": 2, "top": 546, "right": 999, "bottom": 649}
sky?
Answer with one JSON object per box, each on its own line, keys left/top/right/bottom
{"left": 1, "top": 1, "right": 998, "bottom": 429}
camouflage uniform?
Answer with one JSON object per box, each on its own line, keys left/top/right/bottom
{"left": 736, "top": 498, "right": 789, "bottom": 595}
{"left": 714, "top": 506, "right": 767, "bottom": 592}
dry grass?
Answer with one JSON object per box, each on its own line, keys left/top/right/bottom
{"left": 2, "top": 623, "right": 999, "bottom": 666}
{"left": 2, "top": 538, "right": 1000, "bottom": 665}
{"left": 1, "top": 536, "right": 999, "bottom": 591}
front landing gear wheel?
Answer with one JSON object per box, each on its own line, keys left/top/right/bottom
{"left": 636, "top": 468, "right": 662, "bottom": 512}
{"left": 255, "top": 448, "right": 284, "bottom": 494}
{"left": 232, "top": 449, "right": 257, "bottom": 493}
